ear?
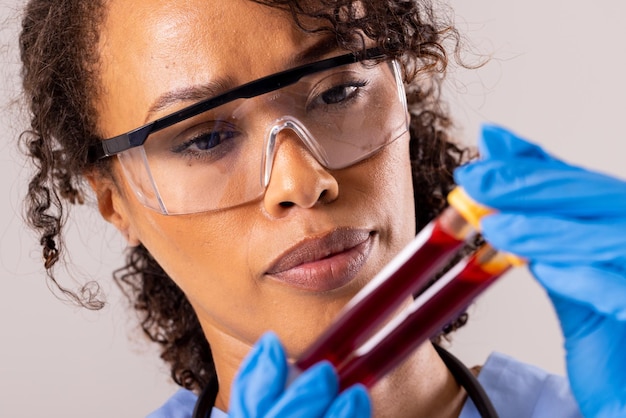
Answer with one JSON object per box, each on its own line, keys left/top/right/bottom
{"left": 85, "top": 171, "right": 141, "bottom": 247}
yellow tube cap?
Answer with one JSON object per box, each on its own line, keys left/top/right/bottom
{"left": 447, "top": 187, "right": 493, "bottom": 230}
{"left": 447, "top": 187, "right": 526, "bottom": 267}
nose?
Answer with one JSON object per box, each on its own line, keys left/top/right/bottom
{"left": 263, "top": 128, "right": 339, "bottom": 218}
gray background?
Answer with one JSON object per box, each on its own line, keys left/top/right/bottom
{"left": 1, "top": 1, "right": 624, "bottom": 417}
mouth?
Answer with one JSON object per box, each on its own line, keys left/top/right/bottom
{"left": 265, "top": 228, "right": 375, "bottom": 292}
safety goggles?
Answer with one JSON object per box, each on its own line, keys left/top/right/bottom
{"left": 88, "top": 48, "right": 409, "bottom": 215}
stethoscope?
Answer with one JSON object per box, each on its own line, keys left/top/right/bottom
{"left": 192, "top": 344, "right": 498, "bottom": 418}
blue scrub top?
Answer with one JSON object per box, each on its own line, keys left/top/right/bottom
{"left": 459, "top": 352, "right": 582, "bottom": 418}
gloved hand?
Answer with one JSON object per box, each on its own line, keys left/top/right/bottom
{"left": 228, "top": 332, "right": 371, "bottom": 417}
{"left": 454, "top": 124, "right": 626, "bottom": 418}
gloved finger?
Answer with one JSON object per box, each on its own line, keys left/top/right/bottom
{"left": 533, "top": 263, "right": 626, "bottom": 319}
{"left": 229, "top": 332, "right": 288, "bottom": 417}
{"left": 477, "top": 124, "right": 559, "bottom": 162}
{"left": 548, "top": 293, "right": 626, "bottom": 417}
{"left": 324, "top": 385, "right": 371, "bottom": 417}
{"left": 265, "top": 361, "right": 339, "bottom": 418}
{"left": 479, "top": 213, "right": 626, "bottom": 264}
{"left": 454, "top": 159, "right": 626, "bottom": 218}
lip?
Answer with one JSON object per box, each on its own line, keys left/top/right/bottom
{"left": 265, "top": 229, "right": 374, "bottom": 292}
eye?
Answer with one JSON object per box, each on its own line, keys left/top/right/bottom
{"left": 170, "top": 124, "right": 240, "bottom": 161}
{"left": 180, "top": 131, "right": 234, "bottom": 151}
{"left": 321, "top": 84, "right": 359, "bottom": 104}
{"left": 310, "top": 79, "right": 369, "bottom": 109}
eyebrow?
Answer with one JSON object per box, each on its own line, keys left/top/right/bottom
{"left": 144, "top": 35, "right": 339, "bottom": 122}
{"left": 145, "top": 77, "right": 235, "bottom": 123}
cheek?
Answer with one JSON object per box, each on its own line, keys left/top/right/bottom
{"left": 379, "top": 139, "right": 414, "bottom": 201}
{"left": 130, "top": 204, "right": 264, "bottom": 324}
{"left": 379, "top": 138, "right": 416, "bottom": 239}
{"left": 153, "top": 210, "right": 304, "bottom": 347}
{"left": 348, "top": 135, "right": 416, "bottom": 237}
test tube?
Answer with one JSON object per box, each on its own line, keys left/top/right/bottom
{"left": 296, "top": 197, "right": 477, "bottom": 371}
{"left": 336, "top": 244, "right": 513, "bottom": 390}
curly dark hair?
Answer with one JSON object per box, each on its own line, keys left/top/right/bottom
{"left": 19, "top": 0, "right": 472, "bottom": 393}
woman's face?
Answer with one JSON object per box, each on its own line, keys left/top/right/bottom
{"left": 95, "top": 0, "right": 416, "bottom": 357}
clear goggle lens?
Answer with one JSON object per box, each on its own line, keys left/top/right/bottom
{"left": 118, "top": 60, "right": 408, "bottom": 215}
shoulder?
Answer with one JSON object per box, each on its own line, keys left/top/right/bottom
{"left": 146, "top": 388, "right": 197, "bottom": 418}
{"left": 460, "top": 352, "right": 583, "bottom": 418}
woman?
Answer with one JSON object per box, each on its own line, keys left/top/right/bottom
{"left": 18, "top": 0, "right": 626, "bottom": 416}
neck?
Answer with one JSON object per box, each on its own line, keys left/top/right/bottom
{"left": 367, "top": 343, "right": 467, "bottom": 418}
{"left": 201, "top": 326, "right": 253, "bottom": 412}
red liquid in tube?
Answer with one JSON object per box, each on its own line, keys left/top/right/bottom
{"left": 296, "top": 212, "right": 469, "bottom": 371}
{"left": 337, "top": 247, "right": 511, "bottom": 390}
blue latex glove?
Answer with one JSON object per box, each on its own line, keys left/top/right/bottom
{"left": 454, "top": 124, "right": 626, "bottom": 418}
{"left": 228, "top": 332, "right": 371, "bottom": 417}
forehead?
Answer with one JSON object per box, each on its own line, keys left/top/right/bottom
{"left": 97, "top": 0, "right": 329, "bottom": 136}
